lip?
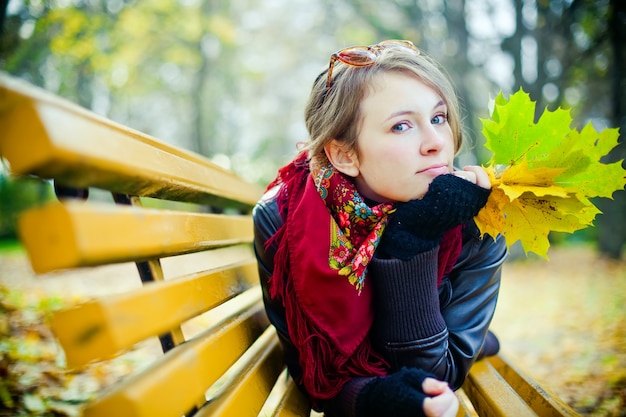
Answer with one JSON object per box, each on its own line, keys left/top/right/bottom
{"left": 418, "top": 164, "right": 449, "bottom": 176}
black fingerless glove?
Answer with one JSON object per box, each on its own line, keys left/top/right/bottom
{"left": 379, "top": 174, "right": 491, "bottom": 260}
{"left": 355, "top": 367, "right": 433, "bottom": 417}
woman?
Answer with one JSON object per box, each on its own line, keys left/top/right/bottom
{"left": 253, "top": 40, "right": 507, "bottom": 417}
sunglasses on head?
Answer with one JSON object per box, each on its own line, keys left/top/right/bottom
{"left": 326, "top": 40, "right": 420, "bottom": 89}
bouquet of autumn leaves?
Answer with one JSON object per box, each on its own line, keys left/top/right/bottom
{"left": 475, "top": 89, "right": 626, "bottom": 258}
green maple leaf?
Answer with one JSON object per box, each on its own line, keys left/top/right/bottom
{"left": 476, "top": 89, "right": 626, "bottom": 258}
{"left": 482, "top": 90, "right": 573, "bottom": 167}
{"left": 550, "top": 124, "right": 626, "bottom": 198}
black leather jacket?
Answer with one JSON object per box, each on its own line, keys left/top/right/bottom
{"left": 253, "top": 186, "right": 508, "bottom": 405}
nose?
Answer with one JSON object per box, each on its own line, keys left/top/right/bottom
{"left": 419, "top": 125, "right": 445, "bottom": 155}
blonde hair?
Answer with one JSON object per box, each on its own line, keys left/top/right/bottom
{"left": 303, "top": 46, "right": 463, "bottom": 168}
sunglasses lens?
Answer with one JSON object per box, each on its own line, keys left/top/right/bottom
{"left": 326, "top": 40, "right": 420, "bottom": 89}
{"left": 338, "top": 47, "right": 378, "bottom": 66}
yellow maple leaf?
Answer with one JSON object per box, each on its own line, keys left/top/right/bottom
{"left": 474, "top": 166, "right": 506, "bottom": 240}
{"left": 499, "top": 160, "right": 568, "bottom": 200}
{"left": 498, "top": 193, "right": 600, "bottom": 258}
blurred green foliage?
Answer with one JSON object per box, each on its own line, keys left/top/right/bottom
{"left": 0, "top": 172, "right": 53, "bottom": 240}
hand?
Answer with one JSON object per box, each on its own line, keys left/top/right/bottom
{"left": 378, "top": 172, "right": 491, "bottom": 260}
{"left": 453, "top": 165, "right": 491, "bottom": 189}
{"left": 422, "top": 378, "right": 459, "bottom": 417}
{"left": 355, "top": 367, "right": 432, "bottom": 417}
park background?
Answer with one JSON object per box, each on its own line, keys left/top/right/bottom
{"left": 0, "top": 0, "right": 625, "bottom": 415}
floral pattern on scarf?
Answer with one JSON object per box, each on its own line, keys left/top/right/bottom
{"left": 314, "top": 163, "right": 395, "bottom": 293}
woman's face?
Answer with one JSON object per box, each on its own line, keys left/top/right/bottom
{"left": 351, "top": 71, "right": 456, "bottom": 203}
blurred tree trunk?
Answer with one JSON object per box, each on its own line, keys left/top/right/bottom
{"left": 0, "top": 0, "right": 7, "bottom": 35}
{"left": 190, "top": 2, "right": 216, "bottom": 156}
{"left": 506, "top": 0, "right": 524, "bottom": 93}
{"left": 444, "top": 0, "right": 475, "bottom": 139}
{"left": 597, "top": 0, "right": 626, "bottom": 259}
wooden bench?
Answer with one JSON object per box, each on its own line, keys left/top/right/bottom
{"left": 0, "top": 73, "right": 580, "bottom": 417}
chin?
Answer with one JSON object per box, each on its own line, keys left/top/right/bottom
{"left": 402, "top": 191, "right": 427, "bottom": 202}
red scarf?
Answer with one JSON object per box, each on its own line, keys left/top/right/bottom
{"left": 266, "top": 152, "right": 462, "bottom": 401}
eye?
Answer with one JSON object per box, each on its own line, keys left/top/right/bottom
{"left": 431, "top": 113, "right": 448, "bottom": 125}
{"left": 391, "top": 121, "right": 411, "bottom": 132}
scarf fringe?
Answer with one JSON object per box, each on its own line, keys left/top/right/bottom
{"left": 269, "top": 242, "right": 387, "bottom": 401}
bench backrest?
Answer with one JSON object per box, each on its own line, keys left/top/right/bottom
{"left": 0, "top": 73, "right": 311, "bottom": 417}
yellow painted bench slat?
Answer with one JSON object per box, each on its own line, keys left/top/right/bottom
{"left": 487, "top": 356, "right": 579, "bottom": 416}
{"left": 83, "top": 295, "right": 267, "bottom": 417}
{"left": 455, "top": 389, "right": 478, "bottom": 416}
{"left": 267, "top": 373, "right": 311, "bottom": 417}
{"left": 463, "top": 359, "right": 537, "bottom": 417}
{"left": 197, "top": 328, "right": 284, "bottom": 417}
{"left": 19, "top": 201, "right": 253, "bottom": 273}
{"left": 50, "top": 246, "right": 259, "bottom": 367}
{"left": 0, "top": 74, "right": 263, "bottom": 207}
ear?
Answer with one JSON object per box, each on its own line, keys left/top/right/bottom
{"left": 324, "top": 140, "right": 360, "bottom": 177}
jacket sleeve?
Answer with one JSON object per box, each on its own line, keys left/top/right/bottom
{"left": 368, "top": 225, "right": 507, "bottom": 389}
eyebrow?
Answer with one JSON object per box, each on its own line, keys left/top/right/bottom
{"left": 385, "top": 100, "right": 447, "bottom": 121}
